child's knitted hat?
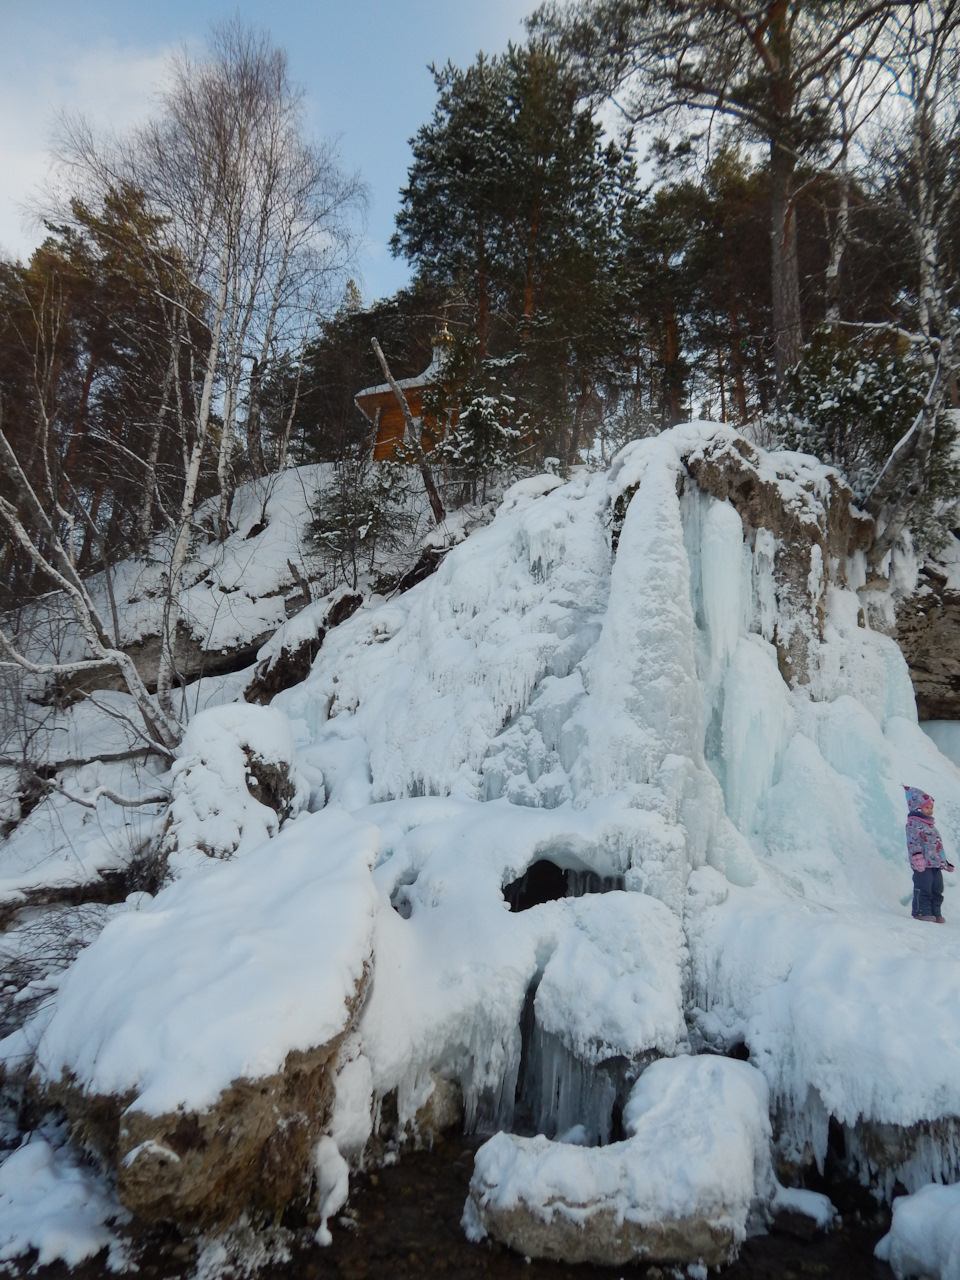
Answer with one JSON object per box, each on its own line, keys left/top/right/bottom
{"left": 904, "top": 785, "right": 934, "bottom": 811}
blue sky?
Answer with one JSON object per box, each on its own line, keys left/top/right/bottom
{"left": 0, "top": 0, "right": 533, "bottom": 302}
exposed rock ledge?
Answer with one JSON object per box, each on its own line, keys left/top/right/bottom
{"left": 893, "top": 562, "right": 960, "bottom": 721}
{"left": 682, "top": 432, "right": 874, "bottom": 684}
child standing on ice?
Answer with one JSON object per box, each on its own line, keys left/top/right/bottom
{"left": 905, "top": 786, "right": 954, "bottom": 922}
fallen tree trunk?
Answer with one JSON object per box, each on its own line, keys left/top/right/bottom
{"left": 371, "top": 338, "right": 446, "bottom": 525}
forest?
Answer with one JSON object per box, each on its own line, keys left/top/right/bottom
{"left": 1, "top": 2, "right": 959, "bottom": 745}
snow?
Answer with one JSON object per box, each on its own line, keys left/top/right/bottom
{"left": 23, "top": 808, "right": 379, "bottom": 1115}
{"left": 533, "top": 891, "right": 686, "bottom": 1065}
{"left": 0, "top": 1132, "right": 129, "bottom": 1269}
{"left": 6, "top": 465, "right": 329, "bottom": 672}
{"left": 685, "top": 868, "right": 960, "bottom": 1170}
{"left": 342, "top": 795, "right": 690, "bottom": 1139}
{"left": 313, "top": 1136, "right": 350, "bottom": 1246}
{"left": 163, "top": 702, "right": 310, "bottom": 872}
{"left": 8, "top": 423, "right": 960, "bottom": 1261}
{"left": 0, "top": 754, "right": 167, "bottom": 905}
{"left": 876, "top": 1183, "right": 960, "bottom": 1280}
{"left": 284, "top": 423, "right": 960, "bottom": 1190}
{"left": 772, "top": 1183, "right": 836, "bottom": 1229}
{"left": 276, "top": 466, "right": 611, "bottom": 802}
{"left": 466, "top": 1056, "right": 775, "bottom": 1250}
{"left": 574, "top": 440, "right": 703, "bottom": 799}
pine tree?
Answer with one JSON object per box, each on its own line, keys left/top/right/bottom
{"left": 393, "top": 41, "right": 637, "bottom": 467}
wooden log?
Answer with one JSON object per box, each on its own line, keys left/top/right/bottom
{"left": 370, "top": 338, "right": 446, "bottom": 525}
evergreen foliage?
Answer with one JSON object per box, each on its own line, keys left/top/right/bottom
{"left": 310, "top": 454, "right": 415, "bottom": 590}
{"left": 779, "top": 330, "right": 925, "bottom": 493}
{"left": 433, "top": 349, "right": 523, "bottom": 499}
{"left": 3, "top": 11, "right": 960, "bottom": 600}
{"left": 391, "top": 41, "right": 637, "bottom": 469}
{"left": 778, "top": 328, "right": 960, "bottom": 550}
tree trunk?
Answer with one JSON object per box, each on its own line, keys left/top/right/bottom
{"left": 716, "top": 343, "right": 727, "bottom": 422}
{"left": 770, "top": 138, "right": 803, "bottom": 390}
{"left": 523, "top": 199, "right": 541, "bottom": 338}
{"left": 567, "top": 377, "right": 588, "bottom": 465}
{"left": 245, "top": 357, "right": 267, "bottom": 480}
{"left": 728, "top": 304, "right": 750, "bottom": 423}
{"left": 824, "top": 168, "right": 851, "bottom": 328}
{"left": 662, "top": 298, "right": 683, "bottom": 426}
{"left": 156, "top": 243, "right": 231, "bottom": 714}
{"left": 477, "top": 218, "right": 489, "bottom": 360}
{"left": 371, "top": 338, "right": 446, "bottom": 525}
{"left": 137, "top": 347, "right": 176, "bottom": 553}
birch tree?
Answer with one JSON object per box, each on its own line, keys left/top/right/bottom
{"left": 859, "top": 0, "right": 960, "bottom": 565}
{"left": 56, "top": 20, "right": 364, "bottom": 716}
{"left": 0, "top": 400, "right": 181, "bottom": 754}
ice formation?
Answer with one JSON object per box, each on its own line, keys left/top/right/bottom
{"left": 7, "top": 421, "right": 960, "bottom": 1255}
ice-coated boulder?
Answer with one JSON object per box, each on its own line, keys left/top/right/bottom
{"left": 464, "top": 1056, "right": 776, "bottom": 1267}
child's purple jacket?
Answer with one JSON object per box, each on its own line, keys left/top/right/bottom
{"left": 906, "top": 812, "right": 947, "bottom": 871}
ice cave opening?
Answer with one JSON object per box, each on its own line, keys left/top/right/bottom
{"left": 502, "top": 859, "right": 625, "bottom": 912}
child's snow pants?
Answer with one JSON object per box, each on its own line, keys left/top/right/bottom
{"left": 913, "top": 867, "right": 944, "bottom": 919}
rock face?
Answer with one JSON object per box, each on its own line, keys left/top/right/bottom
{"left": 49, "top": 967, "right": 370, "bottom": 1230}
{"left": 471, "top": 1194, "right": 735, "bottom": 1268}
{"left": 843, "top": 1113, "right": 960, "bottom": 1199}
{"left": 413, "top": 1073, "right": 464, "bottom": 1144}
{"left": 62, "top": 620, "right": 280, "bottom": 704}
{"left": 894, "top": 564, "right": 960, "bottom": 720}
{"left": 244, "top": 590, "right": 362, "bottom": 704}
{"left": 682, "top": 432, "right": 874, "bottom": 684}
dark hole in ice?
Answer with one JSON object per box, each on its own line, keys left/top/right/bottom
{"left": 828, "top": 1115, "right": 847, "bottom": 1161}
{"left": 503, "top": 859, "right": 625, "bottom": 912}
{"left": 389, "top": 870, "right": 419, "bottom": 919}
{"left": 504, "top": 860, "right": 566, "bottom": 910}
{"left": 727, "top": 1040, "right": 751, "bottom": 1061}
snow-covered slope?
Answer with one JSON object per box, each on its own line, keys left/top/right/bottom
{"left": 5, "top": 422, "right": 960, "bottom": 1265}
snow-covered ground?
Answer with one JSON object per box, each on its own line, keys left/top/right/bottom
{"left": 0, "top": 1126, "right": 130, "bottom": 1271}
{"left": 3, "top": 422, "right": 960, "bottom": 1271}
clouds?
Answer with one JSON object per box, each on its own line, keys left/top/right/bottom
{"left": 0, "top": 2, "right": 534, "bottom": 293}
{"left": 0, "top": 37, "right": 172, "bottom": 260}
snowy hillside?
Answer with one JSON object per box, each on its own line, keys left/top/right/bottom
{"left": 3, "top": 421, "right": 960, "bottom": 1273}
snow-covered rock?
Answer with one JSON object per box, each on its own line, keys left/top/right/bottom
{"left": 876, "top": 1182, "right": 960, "bottom": 1280}
{"left": 161, "top": 702, "right": 310, "bottom": 872}
{"left": 24, "top": 809, "right": 379, "bottom": 1228}
{"left": 464, "top": 1056, "right": 776, "bottom": 1267}
{"left": 244, "top": 587, "right": 362, "bottom": 705}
